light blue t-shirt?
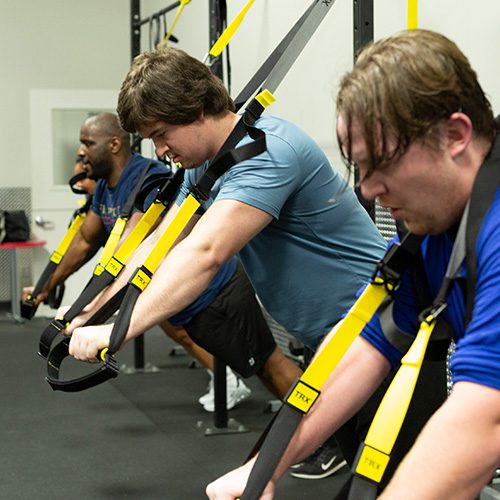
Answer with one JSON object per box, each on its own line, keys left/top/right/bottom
{"left": 177, "top": 115, "right": 386, "bottom": 350}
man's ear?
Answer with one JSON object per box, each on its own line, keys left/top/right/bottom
{"left": 446, "top": 112, "right": 473, "bottom": 159}
{"left": 196, "top": 110, "right": 205, "bottom": 123}
{"left": 110, "top": 136, "right": 121, "bottom": 154}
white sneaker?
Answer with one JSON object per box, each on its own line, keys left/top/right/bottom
{"left": 199, "top": 368, "right": 251, "bottom": 412}
{"left": 203, "top": 378, "right": 251, "bottom": 412}
{"left": 198, "top": 370, "right": 214, "bottom": 406}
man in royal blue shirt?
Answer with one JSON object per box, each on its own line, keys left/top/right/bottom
{"left": 25, "top": 112, "right": 167, "bottom": 305}
{"left": 207, "top": 30, "right": 500, "bottom": 499}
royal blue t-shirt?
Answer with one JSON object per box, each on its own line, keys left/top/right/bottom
{"left": 361, "top": 184, "right": 500, "bottom": 391}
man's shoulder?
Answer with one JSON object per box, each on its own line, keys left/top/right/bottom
{"left": 123, "top": 154, "right": 169, "bottom": 181}
{"left": 127, "top": 153, "right": 167, "bottom": 171}
{"left": 256, "top": 115, "right": 302, "bottom": 137}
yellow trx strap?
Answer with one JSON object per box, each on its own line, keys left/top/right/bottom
{"left": 49, "top": 213, "right": 86, "bottom": 265}
{"left": 129, "top": 196, "right": 200, "bottom": 290}
{"left": 407, "top": 0, "right": 418, "bottom": 30}
{"left": 101, "top": 199, "right": 166, "bottom": 278}
{"left": 354, "top": 310, "right": 439, "bottom": 482}
{"left": 161, "top": 0, "right": 191, "bottom": 46}
{"left": 286, "top": 278, "right": 392, "bottom": 413}
{"left": 351, "top": 209, "right": 466, "bottom": 490}
{"left": 93, "top": 216, "right": 127, "bottom": 276}
{"left": 208, "top": 0, "right": 255, "bottom": 59}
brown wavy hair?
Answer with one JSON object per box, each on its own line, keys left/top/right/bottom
{"left": 336, "top": 29, "right": 495, "bottom": 178}
{"left": 117, "top": 47, "right": 235, "bottom": 133}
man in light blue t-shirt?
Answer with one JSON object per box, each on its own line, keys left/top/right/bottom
{"left": 61, "top": 114, "right": 305, "bottom": 413}
{"left": 95, "top": 48, "right": 385, "bottom": 354}
{"left": 66, "top": 48, "right": 387, "bottom": 481}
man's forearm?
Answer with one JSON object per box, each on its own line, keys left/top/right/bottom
{"left": 380, "top": 381, "right": 500, "bottom": 500}
{"left": 271, "top": 336, "right": 390, "bottom": 480}
{"left": 125, "top": 235, "right": 221, "bottom": 341}
{"left": 44, "top": 239, "right": 94, "bottom": 296}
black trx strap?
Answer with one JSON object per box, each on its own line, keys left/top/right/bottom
{"left": 44, "top": 0, "right": 335, "bottom": 393}
{"left": 38, "top": 164, "right": 176, "bottom": 359}
{"left": 133, "top": 170, "right": 180, "bottom": 212}
{"left": 378, "top": 246, "right": 453, "bottom": 361}
{"left": 119, "top": 161, "right": 154, "bottom": 216}
{"left": 45, "top": 282, "right": 65, "bottom": 310}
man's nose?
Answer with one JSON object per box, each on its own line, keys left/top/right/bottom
{"left": 155, "top": 143, "right": 169, "bottom": 158}
{"left": 359, "top": 174, "right": 386, "bottom": 201}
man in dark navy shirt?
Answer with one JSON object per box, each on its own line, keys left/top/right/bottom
{"left": 25, "top": 112, "right": 167, "bottom": 304}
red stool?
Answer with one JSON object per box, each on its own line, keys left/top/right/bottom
{"left": 0, "top": 240, "right": 46, "bottom": 322}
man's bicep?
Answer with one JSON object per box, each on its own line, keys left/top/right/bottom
{"left": 79, "top": 210, "right": 107, "bottom": 246}
{"left": 189, "top": 199, "right": 273, "bottom": 261}
{"left": 448, "top": 381, "right": 500, "bottom": 424}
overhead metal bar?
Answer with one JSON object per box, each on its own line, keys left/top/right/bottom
{"left": 134, "top": 1, "right": 181, "bottom": 28}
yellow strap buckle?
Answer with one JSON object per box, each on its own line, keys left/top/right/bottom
{"left": 105, "top": 256, "right": 125, "bottom": 277}
{"left": 130, "top": 268, "right": 152, "bottom": 291}
{"left": 256, "top": 89, "right": 276, "bottom": 109}
{"left": 355, "top": 444, "right": 390, "bottom": 483}
{"left": 208, "top": 0, "right": 255, "bottom": 58}
{"left": 286, "top": 380, "right": 320, "bottom": 413}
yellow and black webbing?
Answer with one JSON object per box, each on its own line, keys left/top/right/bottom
{"left": 38, "top": 168, "right": 181, "bottom": 360}
{"left": 240, "top": 233, "right": 422, "bottom": 500}
{"left": 21, "top": 201, "right": 90, "bottom": 319}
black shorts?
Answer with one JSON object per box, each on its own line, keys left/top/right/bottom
{"left": 183, "top": 261, "right": 277, "bottom": 378}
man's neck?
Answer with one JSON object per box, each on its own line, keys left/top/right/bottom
{"left": 106, "top": 152, "right": 132, "bottom": 188}
{"left": 208, "top": 112, "right": 241, "bottom": 160}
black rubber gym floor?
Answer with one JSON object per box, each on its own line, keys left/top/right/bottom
{"left": 0, "top": 315, "right": 349, "bottom": 499}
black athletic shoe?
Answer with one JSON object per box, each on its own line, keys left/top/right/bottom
{"left": 289, "top": 444, "right": 347, "bottom": 480}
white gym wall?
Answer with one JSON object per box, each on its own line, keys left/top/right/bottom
{"left": 0, "top": 0, "right": 498, "bottom": 309}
